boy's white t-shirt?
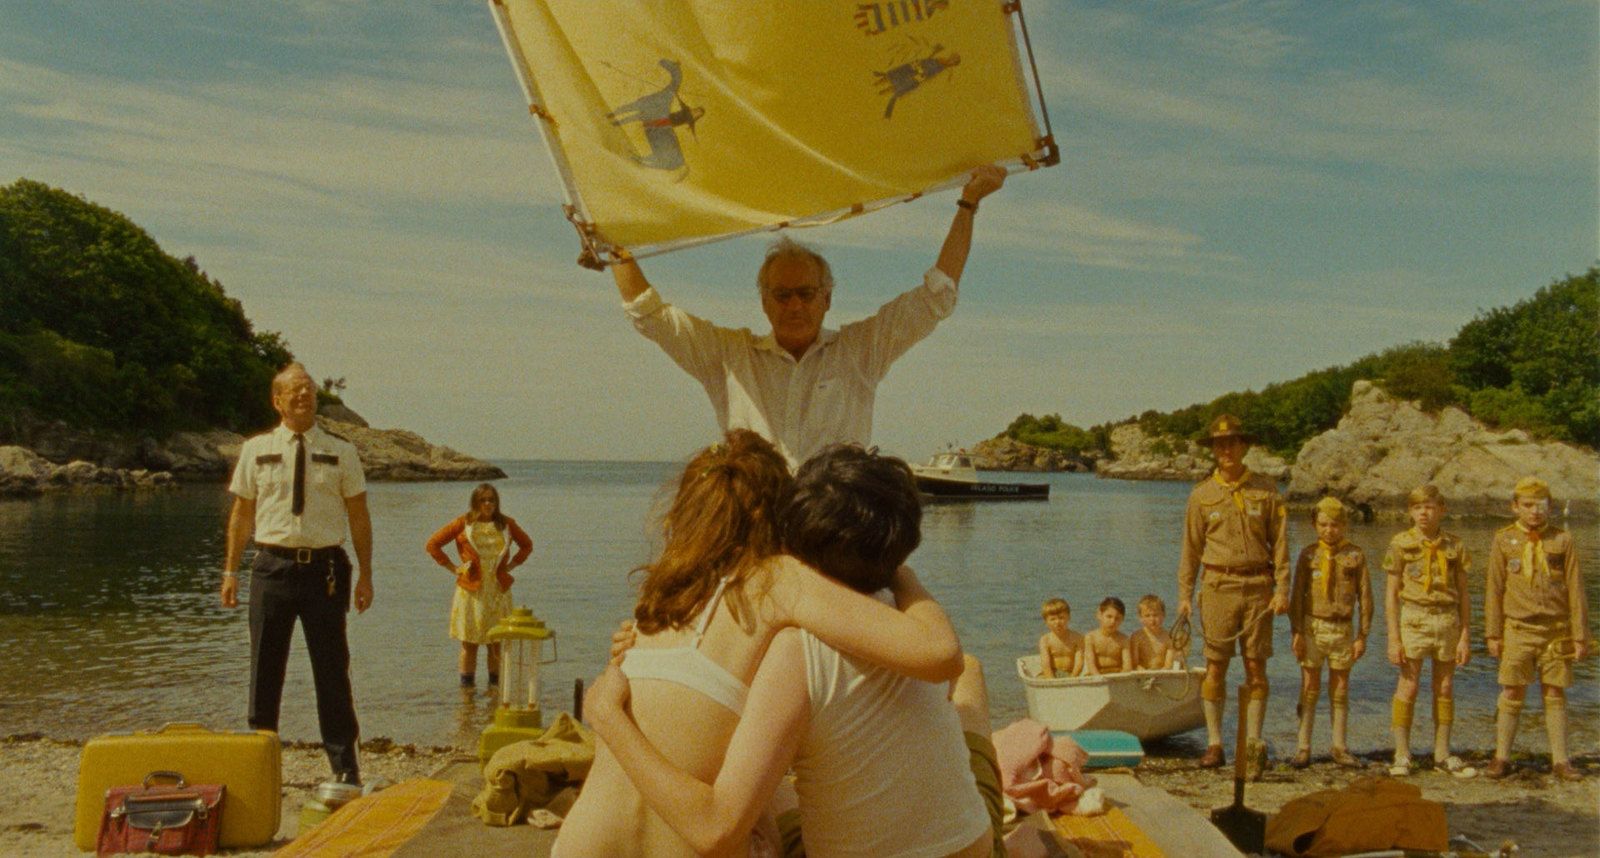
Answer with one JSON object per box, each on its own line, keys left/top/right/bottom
{"left": 790, "top": 593, "right": 989, "bottom": 857}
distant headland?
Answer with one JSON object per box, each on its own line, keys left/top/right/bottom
{"left": 0, "top": 178, "right": 503, "bottom": 497}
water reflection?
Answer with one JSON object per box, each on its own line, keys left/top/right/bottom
{"left": 0, "top": 469, "right": 1594, "bottom": 759}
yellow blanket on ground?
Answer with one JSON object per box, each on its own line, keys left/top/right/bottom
{"left": 1052, "top": 807, "right": 1165, "bottom": 857}
{"left": 278, "top": 779, "right": 453, "bottom": 858}
{"left": 472, "top": 713, "right": 595, "bottom": 826}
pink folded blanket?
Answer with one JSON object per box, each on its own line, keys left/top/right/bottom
{"left": 991, "top": 718, "right": 1095, "bottom": 814}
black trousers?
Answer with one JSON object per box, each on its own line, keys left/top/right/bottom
{"left": 247, "top": 546, "right": 360, "bottom": 783}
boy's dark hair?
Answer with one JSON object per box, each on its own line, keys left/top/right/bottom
{"left": 781, "top": 445, "right": 922, "bottom": 594}
{"left": 1099, "top": 596, "right": 1126, "bottom": 616}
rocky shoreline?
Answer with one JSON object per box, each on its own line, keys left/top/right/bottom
{"left": 0, "top": 405, "right": 504, "bottom": 498}
{"left": 971, "top": 381, "right": 1598, "bottom": 518}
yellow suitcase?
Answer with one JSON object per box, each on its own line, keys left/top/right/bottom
{"left": 74, "top": 722, "right": 281, "bottom": 850}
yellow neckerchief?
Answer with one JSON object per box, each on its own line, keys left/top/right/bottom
{"left": 1212, "top": 469, "right": 1250, "bottom": 512}
{"left": 1317, "top": 538, "right": 1348, "bottom": 601}
{"left": 1414, "top": 528, "right": 1449, "bottom": 594}
{"left": 1516, "top": 522, "right": 1549, "bottom": 582}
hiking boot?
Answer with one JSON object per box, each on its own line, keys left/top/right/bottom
{"left": 1483, "top": 757, "right": 1511, "bottom": 780}
{"left": 1198, "top": 744, "right": 1226, "bottom": 768}
{"left": 1289, "top": 748, "right": 1311, "bottom": 769}
{"left": 1551, "top": 762, "right": 1583, "bottom": 782}
{"left": 1388, "top": 756, "right": 1412, "bottom": 777}
{"left": 1330, "top": 747, "right": 1361, "bottom": 768}
{"left": 1245, "top": 739, "right": 1267, "bottom": 781}
{"left": 1440, "top": 755, "right": 1477, "bottom": 778}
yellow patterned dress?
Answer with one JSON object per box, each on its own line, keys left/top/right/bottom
{"left": 449, "top": 522, "right": 514, "bottom": 644}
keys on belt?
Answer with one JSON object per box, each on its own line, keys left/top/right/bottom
{"left": 256, "top": 543, "right": 338, "bottom": 596}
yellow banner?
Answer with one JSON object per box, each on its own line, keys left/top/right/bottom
{"left": 490, "top": 0, "right": 1054, "bottom": 263}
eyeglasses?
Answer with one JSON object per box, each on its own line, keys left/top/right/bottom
{"left": 765, "top": 287, "right": 824, "bottom": 304}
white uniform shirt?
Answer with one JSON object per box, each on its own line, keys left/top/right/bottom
{"left": 229, "top": 423, "right": 365, "bottom": 548}
{"left": 625, "top": 267, "right": 957, "bottom": 468}
{"left": 791, "top": 599, "right": 990, "bottom": 857}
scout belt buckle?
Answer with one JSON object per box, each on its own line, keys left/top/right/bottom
{"left": 295, "top": 547, "right": 313, "bottom": 564}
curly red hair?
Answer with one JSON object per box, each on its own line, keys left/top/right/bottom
{"left": 632, "top": 430, "right": 792, "bottom": 634}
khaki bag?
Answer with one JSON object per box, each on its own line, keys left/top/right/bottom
{"left": 1266, "top": 776, "right": 1448, "bottom": 856}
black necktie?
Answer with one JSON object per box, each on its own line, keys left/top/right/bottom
{"left": 292, "top": 433, "right": 306, "bottom": 516}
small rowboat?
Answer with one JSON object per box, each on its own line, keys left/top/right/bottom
{"left": 1016, "top": 655, "right": 1205, "bottom": 741}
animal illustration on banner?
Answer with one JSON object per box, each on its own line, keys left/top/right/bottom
{"left": 487, "top": 0, "right": 1056, "bottom": 267}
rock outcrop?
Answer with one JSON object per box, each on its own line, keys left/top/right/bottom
{"left": 0, "top": 406, "right": 503, "bottom": 495}
{"left": 1096, "top": 424, "right": 1288, "bottom": 482}
{"left": 0, "top": 446, "right": 175, "bottom": 497}
{"left": 1288, "top": 381, "right": 1598, "bottom": 517}
{"left": 968, "top": 437, "right": 1093, "bottom": 472}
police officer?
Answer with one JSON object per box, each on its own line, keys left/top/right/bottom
{"left": 1176, "top": 414, "right": 1289, "bottom": 775}
{"left": 221, "top": 363, "right": 374, "bottom": 784}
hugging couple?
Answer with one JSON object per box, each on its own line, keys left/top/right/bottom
{"left": 556, "top": 429, "right": 1007, "bottom": 858}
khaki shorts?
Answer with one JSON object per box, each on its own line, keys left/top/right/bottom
{"left": 1201, "top": 574, "right": 1275, "bottom": 661}
{"left": 1398, "top": 603, "right": 1460, "bottom": 662}
{"left": 1298, "top": 617, "right": 1355, "bottom": 670}
{"left": 777, "top": 731, "right": 1005, "bottom": 858}
{"left": 1498, "top": 618, "right": 1573, "bottom": 688}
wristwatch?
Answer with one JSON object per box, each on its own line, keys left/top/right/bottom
{"left": 957, "top": 198, "right": 978, "bottom": 212}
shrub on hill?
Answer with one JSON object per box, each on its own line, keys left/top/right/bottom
{"left": 1005, "top": 268, "right": 1598, "bottom": 459}
{"left": 0, "top": 179, "right": 294, "bottom": 439}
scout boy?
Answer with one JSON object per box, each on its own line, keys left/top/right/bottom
{"left": 1176, "top": 413, "right": 1290, "bottom": 776}
{"left": 1382, "top": 485, "right": 1471, "bottom": 777}
{"left": 1288, "top": 497, "right": 1373, "bottom": 768}
{"left": 1483, "top": 477, "right": 1588, "bottom": 781}
{"left": 1037, "top": 597, "right": 1083, "bottom": 677}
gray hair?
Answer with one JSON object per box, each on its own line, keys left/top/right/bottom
{"left": 757, "top": 235, "right": 835, "bottom": 295}
{"left": 271, "top": 362, "right": 312, "bottom": 396}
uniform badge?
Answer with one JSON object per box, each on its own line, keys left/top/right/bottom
{"left": 1246, "top": 501, "right": 1262, "bottom": 517}
{"left": 1208, "top": 510, "right": 1221, "bottom": 522}
{"left": 1507, "top": 558, "right": 1521, "bottom": 573}
{"left": 1407, "top": 562, "right": 1422, "bottom": 579}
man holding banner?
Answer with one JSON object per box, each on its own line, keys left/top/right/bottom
{"left": 612, "top": 165, "right": 1005, "bottom": 469}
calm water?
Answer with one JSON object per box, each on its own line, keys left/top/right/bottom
{"left": 1, "top": 462, "right": 1594, "bottom": 758}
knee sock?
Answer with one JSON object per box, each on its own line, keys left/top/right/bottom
{"left": 1545, "top": 697, "right": 1569, "bottom": 766}
{"left": 1296, "top": 687, "right": 1319, "bottom": 751}
{"left": 1246, "top": 684, "right": 1268, "bottom": 742}
{"left": 1391, "top": 697, "right": 1414, "bottom": 762}
{"left": 1330, "top": 691, "right": 1349, "bottom": 750}
{"left": 1494, "top": 697, "right": 1522, "bottom": 761}
{"left": 1432, "top": 695, "right": 1454, "bottom": 761}
{"left": 1203, "top": 699, "right": 1224, "bottom": 747}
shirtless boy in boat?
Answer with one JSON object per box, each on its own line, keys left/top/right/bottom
{"left": 1038, "top": 597, "right": 1083, "bottom": 677}
{"left": 1130, "top": 594, "right": 1180, "bottom": 670}
{"left": 1082, "top": 597, "right": 1133, "bottom": 675}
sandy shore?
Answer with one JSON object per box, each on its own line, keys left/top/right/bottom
{"left": 6, "top": 735, "right": 1596, "bottom": 856}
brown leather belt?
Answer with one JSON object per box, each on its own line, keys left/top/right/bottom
{"left": 1205, "top": 564, "right": 1272, "bottom": 577}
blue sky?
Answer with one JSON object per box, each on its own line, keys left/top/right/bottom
{"left": 2, "top": 2, "right": 1594, "bottom": 461}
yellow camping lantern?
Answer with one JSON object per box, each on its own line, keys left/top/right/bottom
{"left": 478, "top": 606, "right": 557, "bottom": 762}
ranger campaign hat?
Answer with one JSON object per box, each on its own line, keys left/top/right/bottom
{"left": 1513, "top": 476, "right": 1550, "bottom": 499}
{"left": 1203, "top": 413, "right": 1255, "bottom": 444}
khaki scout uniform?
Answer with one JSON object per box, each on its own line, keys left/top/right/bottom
{"left": 1289, "top": 540, "right": 1373, "bottom": 670}
{"left": 1485, "top": 523, "right": 1588, "bottom": 688}
{"left": 1381, "top": 528, "right": 1468, "bottom": 662}
{"left": 1179, "top": 470, "right": 1290, "bottom": 661}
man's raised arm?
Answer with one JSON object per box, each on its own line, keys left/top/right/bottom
{"left": 611, "top": 251, "right": 653, "bottom": 302}
{"left": 933, "top": 164, "right": 1006, "bottom": 284}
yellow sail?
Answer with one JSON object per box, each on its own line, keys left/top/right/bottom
{"left": 489, "top": 0, "right": 1056, "bottom": 266}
